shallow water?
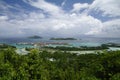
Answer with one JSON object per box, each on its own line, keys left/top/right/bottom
{"left": 109, "top": 47, "right": 120, "bottom": 51}
{"left": 0, "top": 37, "right": 120, "bottom": 48}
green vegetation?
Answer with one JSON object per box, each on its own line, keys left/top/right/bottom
{"left": 0, "top": 47, "right": 120, "bottom": 80}
{"left": 102, "top": 43, "right": 120, "bottom": 47}
{"left": 0, "top": 44, "right": 16, "bottom": 49}
{"left": 28, "top": 35, "right": 42, "bottom": 39}
{"left": 44, "top": 45, "right": 109, "bottom": 51}
{"left": 50, "top": 37, "right": 77, "bottom": 40}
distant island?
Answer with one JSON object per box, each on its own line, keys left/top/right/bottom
{"left": 28, "top": 35, "right": 42, "bottom": 39}
{"left": 50, "top": 37, "right": 77, "bottom": 40}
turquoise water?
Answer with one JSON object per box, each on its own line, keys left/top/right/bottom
{"left": 109, "top": 47, "right": 120, "bottom": 51}
{"left": 70, "top": 42, "right": 101, "bottom": 47}
{"left": 0, "top": 37, "right": 120, "bottom": 49}
{"left": 12, "top": 44, "right": 34, "bottom": 49}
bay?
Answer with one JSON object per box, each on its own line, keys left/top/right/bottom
{"left": 0, "top": 37, "right": 120, "bottom": 48}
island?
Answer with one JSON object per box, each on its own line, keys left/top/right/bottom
{"left": 102, "top": 43, "right": 120, "bottom": 47}
{"left": 50, "top": 37, "right": 77, "bottom": 40}
{"left": 28, "top": 35, "right": 42, "bottom": 39}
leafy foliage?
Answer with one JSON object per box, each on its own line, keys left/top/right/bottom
{"left": 0, "top": 48, "right": 120, "bottom": 80}
{"left": 44, "top": 45, "right": 109, "bottom": 51}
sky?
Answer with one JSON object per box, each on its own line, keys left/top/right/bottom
{"left": 0, "top": 0, "right": 120, "bottom": 38}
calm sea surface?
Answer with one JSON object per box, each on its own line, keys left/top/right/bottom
{"left": 0, "top": 37, "right": 120, "bottom": 48}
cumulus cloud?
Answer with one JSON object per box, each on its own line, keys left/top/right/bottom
{"left": 86, "top": 19, "right": 120, "bottom": 38}
{"left": 0, "top": 16, "right": 8, "bottom": 21}
{"left": 0, "top": 17, "right": 24, "bottom": 37}
{"left": 0, "top": 0, "right": 120, "bottom": 38}
{"left": 90, "top": 0, "right": 120, "bottom": 17}
{"left": 72, "top": 3, "right": 89, "bottom": 12}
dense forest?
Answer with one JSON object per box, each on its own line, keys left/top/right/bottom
{"left": 0, "top": 48, "right": 120, "bottom": 80}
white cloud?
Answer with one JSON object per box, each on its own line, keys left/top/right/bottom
{"left": 0, "top": 12, "right": 102, "bottom": 37}
{"left": 86, "top": 19, "right": 120, "bottom": 38}
{"left": 90, "top": 0, "right": 120, "bottom": 17}
{"left": 23, "top": 0, "right": 64, "bottom": 16}
{"left": 0, "top": 16, "right": 8, "bottom": 21}
{"left": 0, "top": 18, "right": 25, "bottom": 37}
{"left": 0, "top": 0, "right": 120, "bottom": 38}
{"left": 72, "top": 3, "right": 89, "bottom": 12}
{"left": 61, "top": 0, "right": 67, "bottom": 7}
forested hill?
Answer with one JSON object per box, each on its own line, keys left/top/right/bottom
{"left": 0, "top": 48, "right": 120, "bottom": 80}
{"left": 28, "top": 35, "right": 42, "bottom": 39}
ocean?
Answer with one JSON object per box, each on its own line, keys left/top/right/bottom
{"left": 0, "top": 37, "right": 120, "bottom": 48}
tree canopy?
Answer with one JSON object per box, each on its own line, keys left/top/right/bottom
{"left": 0, "top": 48, "right": 120, "bottom": 80}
